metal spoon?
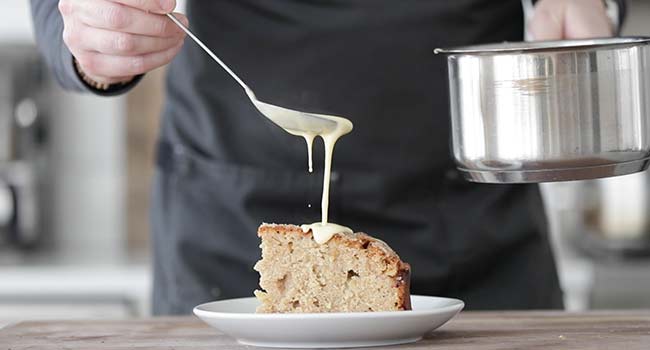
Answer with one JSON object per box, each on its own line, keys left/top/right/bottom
{"left": 166, "top": 13, "right": 337, "bottom": 134}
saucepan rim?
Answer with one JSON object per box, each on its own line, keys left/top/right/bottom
{"left": 434, "top": 36, "right": 650, "bottom": 55}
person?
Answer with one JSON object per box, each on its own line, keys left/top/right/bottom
{"left": 30, "top": 0, "right": 624, "bottom": 315}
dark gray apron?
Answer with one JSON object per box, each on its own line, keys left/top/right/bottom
{"left": 152, "top": 0, "right": 563, "bottom": 315}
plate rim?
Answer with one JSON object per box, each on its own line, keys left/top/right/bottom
{"left": 193, "top": 295, "right": 465, "bottom": 320}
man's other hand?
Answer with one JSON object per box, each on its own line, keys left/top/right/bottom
{"left": 529, "top": 0, "right": 614, "bottom": 40}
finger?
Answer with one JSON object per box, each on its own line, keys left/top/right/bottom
{"left": 529, "top": 6, "right": 564, "bottom": 41}
{"left": 74, "top": 22, "right": 184, "bottom": 56}
{"left": 73, "top": 53, "right": 136, "bottom": 84}
{"left": 75, "top": 41, "right": 184, "bottom": 77}
{"left": 564, "top": 2, "right": 613, "bottom": 39}
{"left": 74, "top": 0, "right": 188, "bottom": 37}
{"left": 108, "top": 0, "right": 176, "bottom": 14}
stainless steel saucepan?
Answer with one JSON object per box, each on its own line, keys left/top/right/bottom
{"left": 435, "top": 37, "right": 650, "bottom": 183}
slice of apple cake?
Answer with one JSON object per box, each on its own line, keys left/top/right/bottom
{"left": 254, "top": 223, "right": 411, "bottom": 313}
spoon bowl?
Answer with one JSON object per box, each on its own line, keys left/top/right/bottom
{"left": 166, "top": 13, "right": 339, "bottom": 135}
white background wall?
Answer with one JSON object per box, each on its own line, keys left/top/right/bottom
{"left": 0, "top": 1, "right": 141, "bottom": 325}
{"left": 1, "top": 1, "right": 127, "bottom": 263}
{"left": 0, "top": 2, "right": 35, "bottom": 43}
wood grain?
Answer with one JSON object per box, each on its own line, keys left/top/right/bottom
{"left": 1, "top": 311, "right": 649, "bottom": 349}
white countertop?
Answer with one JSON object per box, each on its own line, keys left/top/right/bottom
{"left": 0, "top": 263, "right": 151, "bottom": 328}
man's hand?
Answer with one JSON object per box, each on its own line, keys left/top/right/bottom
{"left": 529, "top": 0, "right": 614, "bottom": 40}
{"left": 58, "top": 0, "right": 187, "bottom": 85}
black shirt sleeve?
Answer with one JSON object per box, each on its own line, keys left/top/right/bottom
{"left": 29, "top": 0, "right": 142, "bottom": 96}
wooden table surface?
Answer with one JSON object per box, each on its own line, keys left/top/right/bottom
{"left": 1, "top": 311, "right": 650, "bottom": 350}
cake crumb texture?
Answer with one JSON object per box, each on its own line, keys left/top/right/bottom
{"left": 254, "top": 224, "right": 411, "bottom": 313}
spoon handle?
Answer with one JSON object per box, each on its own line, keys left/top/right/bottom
{"left": 166, "top": 13, "right": 250, "bottom": 92}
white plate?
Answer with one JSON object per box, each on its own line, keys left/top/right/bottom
{"left": 194, "top": 295, "right": 464, "bottom": 348}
